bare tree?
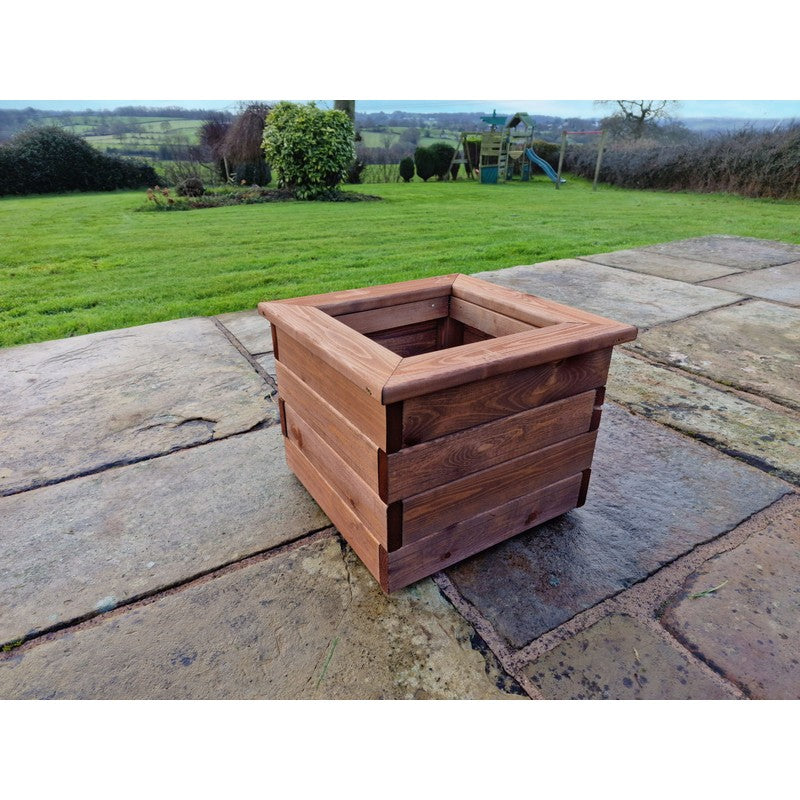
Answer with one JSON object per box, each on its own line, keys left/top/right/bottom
{"left": 596, "top": 100, "right": 679, "bottom": 139}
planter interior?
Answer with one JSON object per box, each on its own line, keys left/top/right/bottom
{"left": 259, "top": 274, "right": 637, "bottom": 592}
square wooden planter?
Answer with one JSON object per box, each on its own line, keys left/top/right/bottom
{"left": 258, "top": 274, "right": 637, "bottom": 592}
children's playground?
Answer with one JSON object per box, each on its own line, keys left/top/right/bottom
{"left": 450, "top": 111, "right": 607, "bottom": 189}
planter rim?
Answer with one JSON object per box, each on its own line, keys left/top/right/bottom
{"left": 258, "top": 273, "right": 637, "bottom": 404}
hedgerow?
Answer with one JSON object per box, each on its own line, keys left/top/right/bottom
{"left": 564, "top": 124, "right": 800, "bottom": 199}
{"left": 0, "top": 127, "right": 159, "bottom": 195}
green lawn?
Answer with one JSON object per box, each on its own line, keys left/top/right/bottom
{"left": 1, "top": 177, "right": 799, "bottom": 348}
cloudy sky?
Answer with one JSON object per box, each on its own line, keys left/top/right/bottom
{"left": 2, "top": 99, "right": 798, "bottom": 120}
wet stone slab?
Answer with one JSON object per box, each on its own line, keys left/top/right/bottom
{"left": 0, "top": 536, "right": 525, "bottom": 700}
{"left": 522, "top": 614, "right": 733, "bottom": 699}
{"left": 661, "top": 496, "right": 800, "bottom": 699}
{"left": 630, "top": 300, "right": 800, "bottom": 412}
{"left": 0, "top": 424, "right": 329, "bottom": 646}
{"left": 476, "top": 259, "right": 740, "bottom": 329}
{"left": 700, "top": 261, "right": 800, "bottom": 306}
{"left": 216, "top": 310, "right": 273, "bottom": 355}
{"left": 640, "top": 236, "right": 800, "bottom": 270}
{"left": 445, "top": 404, "right": 790, "bottom": 649}
{"left": 0, "top": 318, "right": 273, "bottom": 496}
{"left": 606, "top": 351, "right": 800, "bottom": 485}
{"left": 581, "top": 249, "right": 738, "bottom": 283}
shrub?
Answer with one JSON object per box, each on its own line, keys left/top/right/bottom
{"left": 399, "top": 157, "right": 415, "bottom": 182}
{"left": 176, "top": 177, "right": 205, "bottom": 197}
{"left": 414, "top": 146, "right": 435, "bottom": 182}
{"left": 530, "top": 139, "right": 559, "bottom": 169}
{"left": 262, "top": 102, "right": 355, "bottom": 199}
{"left": 345, "top": 157, "right": 366, "bottom": 184}
{"left": 428, "top": 142, "right": 455, "bottom": 180}
{"left": 232, "top": 161, "right": 271, "bottom": 185}
{"left": 563, "top": 123, "right": 800, "bottom": 199}
{"left": 0, "top": 126, "right": 159, "bottom": 195}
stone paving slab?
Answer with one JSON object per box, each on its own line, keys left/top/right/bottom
{"left": 476, "top": 260, "right": 741, "bottom": 329}
{"left": 700, "top": 261, "right": 800, "bottom": 306}
{"left": 0, "top": 536, "right": 525, "bottom": 700}
{"left": 661, "top": 496, "right": 800, "bottom": 699}
{"left": 606, "top": 351, "right": 800, "bottom": 485}
{"left": 581, "top": 249, "right": 739, "bottom": 283}
{"left": 522, "top": 614, "right": 733, "bottom": 699}
{"left": 256, "top": 352, "right": 276, "bottom": 378}
{"left": 640, "top": 235, "right": 800, "bottom": 270}
{"left": 0, "top": 318, "right": 273, "bottom": 496}
{"left": 216, "top": 310, "right": 273, "bottom": 355}
{"left": 445, "top": 404, "right": 790, "bottom": 649}
{"left": 630, "top": 300, "right": 800, "bottom": 412}
{"left": 0, "top": 424, "right": 329, "bottom": 646}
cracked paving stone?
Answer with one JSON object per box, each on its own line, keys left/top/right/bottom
{"left": 629, "top": 300, "right": 800, "bottom": 412}
{"left": 215, "top": 310, "right": 274, "bottom": 355}
{"left": 256, "top": 352, "right": 276, "bottom": 379}
{"left": 445, "top": 404, "right": 790, "bottom": 649}
{"left": 700, "top": 260, "right": 800, "bottom": 306}
{"left": 640, "top": 236, "right": 800, "bottom": 270}
{"left": 580, "top": 249, "right": 739, "bottom": 283}
{"left": 660, "top": 496, "right": 800, "bottom": 699}
{"left": 0, "top": 424, "right": 328, "bottom": 645}
{"left": 522, "top": 614, "right": 733, "bottom": 699}
{"left": 606, "top": 351, "right": 800, "bottom": 485}
{"left": 475, "top": 259, "right": 740, "bottom": 329}
{"left": 0, "top": 536, "right": 526, "bottom": 700}
{"left": 0, "top": 318, "right": 274, "bottom": 495}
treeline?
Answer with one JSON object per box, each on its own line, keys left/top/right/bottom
{"left": 565, "top": 124, "right": 800, "bottom": 199}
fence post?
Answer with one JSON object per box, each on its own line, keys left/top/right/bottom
{"left": 593, "top": 129, "right": 607, "bottom": 192}
{"left": 556, "top": 130, "right": 567, "bottom": 190}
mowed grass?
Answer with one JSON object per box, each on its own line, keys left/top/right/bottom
{"left": 1, "top": 176, "right": 799, "bottom": 347}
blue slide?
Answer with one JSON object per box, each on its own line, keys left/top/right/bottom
{"left": 524, "top": 148, "right": 566, "bottom": 184}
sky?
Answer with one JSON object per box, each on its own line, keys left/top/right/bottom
{"left": 1, "top": 99, "right": 798, "bottom": 120}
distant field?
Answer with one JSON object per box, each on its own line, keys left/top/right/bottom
{"left": 2, "top": 177, "right": 799, "bottom": 347}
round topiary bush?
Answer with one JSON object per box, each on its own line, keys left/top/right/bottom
{"left": 399, "top": 156, "right": 415, "bottom": 182}
{"left": 428, "top": 142, "right": 456, "bottom": 180}
{"left": 262, "top": 102, "right": 355, "bottom": 199}
{"left": 413, "top": 146, "right": 435, "bottom": 182}
{"left": 176, "top": 177, "right": 205, "bottom": 197}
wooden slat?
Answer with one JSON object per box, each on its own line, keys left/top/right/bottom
{"left": 276, "top": 332, "right": 389, "bottom": 448}
{"left": 386, "top": 474, "right": 582, "bottom": 592}
{"left": 334, "top": 296, "right": 449, "bottom": 334}
{"left": 283, "top": 404, "right": 390, "bottom": 546}
{"left": 461, "top": 325, "right": 492, "bottom": 344}
{"left": 453, "top": 273, "right": 640, "bottom": 334}
{"left": 260, "top": 303, "right": 401, "bottom": 400}
{"left": 385, "top": 390, "right": 595, "bottom": 502}
{"left": 276, "top": 361, "right": 380, "bottom": 489}
{"left": 368, "top": 320, "right": 438, "bottom": 357}
{"left": 402, "top": 430, "right": 598, "bottom": 543}
{"left": 402, "top": 347, "right": 612, "bottom": 444}
{"left": 436, "top": 315, "right": 464, "bottom": 349}
{"left": 284, "top": 438, "right": 385, "bottom": 583}
{"left": 449, "top": 296, "right": 536, "bottom": 337}
{"left": 263, "top": 274, "right": 457, "bottom": 316}
{"left": 382, "top": 322, "right": 635, "bottom": 403}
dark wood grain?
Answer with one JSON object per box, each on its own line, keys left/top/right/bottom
{"left": 386, "top": 474, "right": 583, "bottom": 592}
{"left": 275, "top": 331, "right": 389, "bottom": 448}
{"left": 276, "top": 361, "right": 381, "bottom": 489}
{"left": 284, "top": 438, "right": 385, "bottom": 582}
{"left": 450, "top": 296, "right": 536, "bottom": 337}
{"left": 402, "top": 430, "right": 597, "bottom": 542}
{"left": 284, "top": 403, "right": 390, "bottom": 546}
{"left": 402, "top": 347, "right": 612, "bottom": 445}
{"left": 334, "top": 296, "right": 448, "bottom": 334}
{"left": 385, "top": 390, "right": 595, "bottom": 501}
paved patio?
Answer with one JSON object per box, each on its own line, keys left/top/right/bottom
{"left": 1, "top": 235, "right": 798, "bottom": 699}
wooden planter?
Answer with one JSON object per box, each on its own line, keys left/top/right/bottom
{"left": 258, "top": 274, "right": 637, "bottom": 592}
